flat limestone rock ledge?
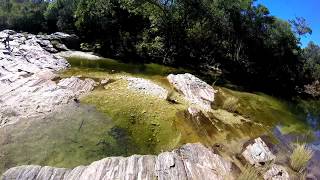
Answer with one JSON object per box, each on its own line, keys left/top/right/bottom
{"left": 0, "top": 30, "right": 96, "bottom": 127}
{"left": 167, "top": 73, "right": 217, "bottom": 110}
{"left": 127, "top": 77, "right": 168, "bottom": 99}
{"left": 1, "top": 143, "right": 234, "bottom": 180}
{"left": 56, "top": 50, "right": 102, "bottom": 60}
{"left": 0, "top": 74, "right": 96, "bottom": 127}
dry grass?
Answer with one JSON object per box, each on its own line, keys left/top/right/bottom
{"left": 222, "top": 96, "right": 239, "bottom": 112}
{"left": 290, "top": 143, "right": 314, "bottom": 172}
{"left": 298, "top": 172, "right": 307, "bottom": 180}
{"left": 238, "top": 165, "right": 261, "bottom": 180}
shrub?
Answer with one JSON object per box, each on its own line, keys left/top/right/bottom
{"left": 238, "top": 165, "right": 261, "bottom": 180}
{"left": 290, "top": 143, "right": 314, "bottom": 172}
{"left": 222, "top": 96, "right": 239, "bottom": 112}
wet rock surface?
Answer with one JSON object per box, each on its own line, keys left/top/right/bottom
{"left": 2, "top": 143, "right": 233, "bottom": 180}
{"left": 0, "top": 30, "right": 94, "bottom": 127}
{"left": 167, "top": 73, "right": 216, "bottom": 110}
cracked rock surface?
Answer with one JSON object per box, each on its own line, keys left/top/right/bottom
{"left": 167, "top": 73, "right": 216, "bottom": 110}
{"left": 0, "top": 30, "right": 94, "bottom": 127}
{"left": 2, "top": 143, "right": 234, "bottom": 180}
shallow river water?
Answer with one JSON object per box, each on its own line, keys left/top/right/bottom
{"left": 1, "top": 57, "right": 319, "bottom": 175}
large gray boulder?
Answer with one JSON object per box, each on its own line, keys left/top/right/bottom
{"left": 38, "top": 32, "right": 80, "bottom": 50}
{"left": 167, "top": 73, "right": 216, "bottom": 110}
{"left": 2, "top": 143, "right": 234, "bottom": 180}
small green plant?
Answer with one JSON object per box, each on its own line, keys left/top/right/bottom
{"left": 222, "top": 96, "right": 239, "bottom": 112}
{"left": 290, "top": 143, "right": 314, "bottom": 172}
{"left": 238, "top": 165, "right": 261, "bottom": 180}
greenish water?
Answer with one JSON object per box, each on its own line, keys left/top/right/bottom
{"left": 0, "top": 104, "right": 143, "bottom": 174}
{"left": 66, "top": 57, "right": 187, "bottom": 76}
{"left": 64, "top": 57, "right": 320, "bottom": 151}
{"left": 1, "top": 56, "right": 320, "bottom": 175}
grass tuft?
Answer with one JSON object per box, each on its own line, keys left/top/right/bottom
{"left": 238, "top": 165, "right": 261, "bottom": 180}
{"left": 222, "top": 96, "right": 239, "bottom": 113}
{"left": 290, "top": 143, "right": 313, "bottom": 172}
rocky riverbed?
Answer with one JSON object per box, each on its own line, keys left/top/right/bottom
{"left": 0, "top": 30, "right": 96, "bottom": 127}
{"left": 1, "top": 30, "right": 320, "bottom": 179}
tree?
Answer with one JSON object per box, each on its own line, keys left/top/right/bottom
{"left": 289, "top": 17, "right": 312, "bottom": 36}
{"left": 44, "top": 0, "right": 78, "bottom": 33}
{"left": 0, "top": 0, "right": 312, "bottom": 96}
{"left": 303, "top": 41, "right": 320, "bottom": 81}
{"left": 0, "top": 0, "right": 48, "bottom": 32}
{"left": 75, "top": 0, "right": 147, "bottom": 58}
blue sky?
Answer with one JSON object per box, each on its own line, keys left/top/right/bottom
{"left": 257, "top": 0, "right": 320, "bottom": 47}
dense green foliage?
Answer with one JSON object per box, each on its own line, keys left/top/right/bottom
{"left": 303, "top": 42, "right": 320, "bottom": 82}
{"left": 44, "top": 0, "right": 78, "bottom": 33}
{"left": 0, "top": 0, "right": 48, "bottom": 33}
{"left": 0, "top": 0, "right": 318, "bottom": 96}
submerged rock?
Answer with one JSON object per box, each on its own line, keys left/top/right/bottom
{"left": 127, "top": 77, "right": 168, "bottom": 99}
{"left": 186, "top": 107, "right": 215, "bottom": 133}
{"left": 242, "top": 138, "right": 276, "bottom": 167}
{"left": 58, "top": 77, "right": 96, "bottom": 94}
{"left": 167, "top": 73, "right": 216, "bottom": 110}
{"left": 263, "top": 165, "right": 289, "bottom": 180}
{"left": 56, "top": 50, "right": 102, "bottom": 60}
{"left": 2, "top": 143, "right": 234, "bottom": 180}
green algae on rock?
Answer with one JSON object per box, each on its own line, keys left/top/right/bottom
{"left": 215, "top": 87, "right": 313, "bottom": 135}
{"left": 61, "top": 57, "right": 317, "bottom": 153}
{"left": 80, "top": 77, "right": 199, "bottom": 154}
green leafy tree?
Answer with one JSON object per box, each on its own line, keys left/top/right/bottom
{"left": 289, "top": 17, "right": 312, "bottom": 36}
{"left": 303, "top": 41, "right": 320, "bottom": 81}
{"left": 44, "top": 0, "right": 78, "bottom": 33}
{"left": 0, "top": 0, "right": 48, "bottom": 32}
{"left": 75, "top": 0, "right": 147, "bottom": 57}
